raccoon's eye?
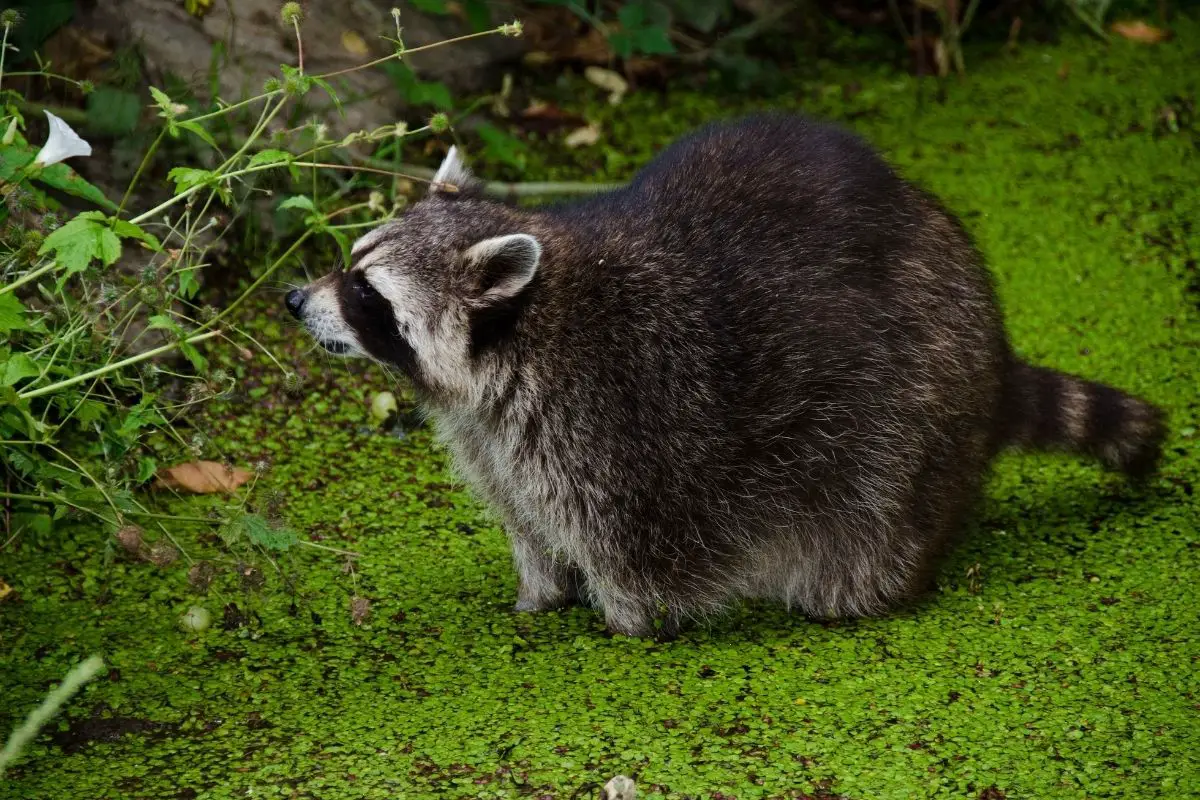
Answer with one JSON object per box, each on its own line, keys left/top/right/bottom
{"left": 350, "top": 272, "right": 380, "bottom": 302}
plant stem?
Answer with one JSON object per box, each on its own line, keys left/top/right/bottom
{"left": 315, "top": 29, "right": 505, "bottom": 81}
{"left": 196, "top": 229, "right": 314, "bottom": 333}
{"left": 0, "top": 656, "right": 105, "bottom": 777}
{"left": 117, "top": 127, "right": 167, "bottom": 219}
{"left": 0, "top": 261, "right": 58, "bottom": 297}
{"left": 19, "top": 331, "right": 222, "bottom": 400}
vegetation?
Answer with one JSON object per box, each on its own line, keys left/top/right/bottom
{"left": 2, "top": 1, "right": 1197, "bottom": 797}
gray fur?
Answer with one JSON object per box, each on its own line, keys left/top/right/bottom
{"left": 288, "top": 113, "right": 1166, "bottom": 638}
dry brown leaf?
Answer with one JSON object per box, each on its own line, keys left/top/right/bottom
{"left": 156, "top": 461, "right": 252, "bottom": 494}
{"left": 1110, "top": 20, "right": 1170, "bottom": 43}
{"left": 565, "top": 124, "right": 602, "bottom": 149}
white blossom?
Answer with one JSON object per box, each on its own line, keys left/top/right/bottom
{"left": 33, "top": 110, "right": 92, "bottom": 168}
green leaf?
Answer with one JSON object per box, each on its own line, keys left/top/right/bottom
{"left": 248, "top": 149, "right": 294, "bottom": 168}
{"left": 382, "top": 62, "right": 453, "bottom": 110}
{"left": 0, "top": 293, "right": 31, "bottom": 333}
{"left": 167, "top": 166, "right": 216, "bottom": 194}
{"left": 37, "top": 212, "right": 123, "bottom": 278}
{"left": 177, "top": 120, "right": 218, "bottom": 149}
{"left": 476, "top": 122, "right": 526, "bottom": 169}
{"left": 109, "top": 218, "right": 162, "bottom": 250}
{"left": 278, "top": 195, "right": 316, "bottom": 212}
{"left": 238, "top": 513, "right": 299, "bottom": 552}
{"left": 146, "top": 314, "right": 185, "bottom": 335}
{"left": 135, "top": 456, "right": 159, "bottom": 484}
{"left": 179, "top": 339, "right": 209, "bottom": 374}
{"left": 2, "top": 353, "right": 42, "bottom": 386}
{"left": 87, "top": 87, "right": 142, "bottom": 135}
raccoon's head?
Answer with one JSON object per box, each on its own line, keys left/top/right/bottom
{"left": 286, "top": 148, "right": 541, "bottom": 403}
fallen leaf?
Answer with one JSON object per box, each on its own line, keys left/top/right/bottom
{"left": 584, "top": 67, "right": 629, "bottom": 105}
{"left": 564, "top": 124, "right": 601, "bottom": 149}
{"left": 0, "top": 578, "right": 12, "bottom": 601}
{"left": 156, "top": 461, "right": 252, "bottom": 493}
{"left": 1110, "top": 20, "right": 1170, "bottom": 43}
{"left": 341, "top": 30, "right": 369, "bottom": 57}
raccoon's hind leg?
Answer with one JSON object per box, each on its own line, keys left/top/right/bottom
{"left": 510, "top": 531, "right": 584, "bottom": 612}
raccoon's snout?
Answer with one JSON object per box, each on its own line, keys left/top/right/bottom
{"left": 285, "top": 288, "right": 307, "bottom": 319}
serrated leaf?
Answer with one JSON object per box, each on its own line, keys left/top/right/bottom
{"left": 167, "top": 166, "right": 216, "bottom": 194}
{"left": 149, "top": 86, "right": 174, "bottom": 111}
{"left": 146, "top": 314, "right": 185, "bottom": 335}
{"left": 111, "top": 219, "right": 162, "bottom": 250}
{"left": 239, "top": 513, "right": 299, "bottom": 552}
{"left": 248, "top": 149, "right": 293, "bottom": 167}
{"left": 0, "top": 294, "right": 31, "bottom": 333}
{"left": 38, "top": 212, "right": 123, "bottom": 277}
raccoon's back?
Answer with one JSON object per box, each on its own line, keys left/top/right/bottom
{"left": 531, "top": 113, "right": 1007, "bottom": 511}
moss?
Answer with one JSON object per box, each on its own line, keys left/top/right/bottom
{"left": 3, "top": 19, "right": 1200, "bottom": 800}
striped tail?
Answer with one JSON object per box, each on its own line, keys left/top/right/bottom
{"left": 999, "top": 360, "right": 1167, "bottom": 480}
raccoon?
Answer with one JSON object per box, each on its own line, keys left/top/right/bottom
{"left": 286, "top": 113, "right": 1166, "bottom": 639}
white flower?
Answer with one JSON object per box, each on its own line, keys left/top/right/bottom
{"left": 33, "top": 110, "right": 92, "bottom": 168}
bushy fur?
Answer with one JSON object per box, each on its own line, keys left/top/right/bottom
{"left": 288, "top": 113, "right": 1166, "bottom": 638}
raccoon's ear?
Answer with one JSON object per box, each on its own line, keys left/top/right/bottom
{"left": 465, "top": 233, "right": 541, "bottom": 304}
{"left": 430, "top": 146, "right": 473, "bottom": 194}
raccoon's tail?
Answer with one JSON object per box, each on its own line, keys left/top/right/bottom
{"left": 998, "top": 359, "right": 1167, "bottom": 480}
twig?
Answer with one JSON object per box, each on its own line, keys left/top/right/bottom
{"left": 353, "top": 156, "right": 622, "bottom": 200}
{"left": 0, "top": 656, "right": 105, "bottom": 776}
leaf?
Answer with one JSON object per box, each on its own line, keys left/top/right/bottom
{"left": 167, "top": 166, "right": 216, "bottom": 194}
{"left": 476, "top": 122, "right": 527, "bottom": 169}
{"left": 87, "top": 87, "right": 142, "bottom": 135}
{"left": 0, "top": 294, "right": 31, "bottom": 334}
{"left": 37, "top": 212, "right": 123, "bottom": 278}
{"left": 248, "top": 149, "right": 294, "bottom": 168}
{"left": 135, "top": 456, "right": 158, "bottom": 484}
{"left": 111, "top": 219, "right": 162, "bottom": 250}
{"left": 382, "top": 62, "right": 453, "bottom": 110}
{"left": 278, "top": 195, "right": 316, "bottom": 212}
{"left": 1110, "top": 20, "right": 1170, "bottom": 42}
{"left": 239, "top": 513, "right": 299, "bottom": 552}
{"left": 149, "top": 86, "right": 175, "bottom": 114}
{"left": 155, "top": 461, "right": 252, "bottom": 493}
{"left": 2, "top": 353, "right": 42, "bottom": 386}
{"left": 177, "top": 120, "right": 218, "bottom": 149}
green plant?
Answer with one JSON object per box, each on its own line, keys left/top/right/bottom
{"left": 0, "top": 7, "right": 521, "bottom": 565}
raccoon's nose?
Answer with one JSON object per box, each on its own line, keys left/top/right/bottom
{"left": 285, "top": 289, "right": 307, "bottom": 319}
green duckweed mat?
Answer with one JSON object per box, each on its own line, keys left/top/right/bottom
{"left": 2, "top": 18, "right": 1199, "bottom": 800}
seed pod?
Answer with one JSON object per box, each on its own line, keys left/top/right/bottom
{"left": 115, "top": 525, "right": 144, "bottom": 554}
{"left": 147, "top": 540, "right": 180, "bottom": 567}
{"left": 188, "top": 561, "right": 217, "bottom": 592}
{"left": 350, "top": 596, "right": 371, "bottom": 626}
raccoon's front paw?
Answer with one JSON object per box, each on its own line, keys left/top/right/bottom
{"left": 513, "top": 595, "right": 565, "bottom": 613}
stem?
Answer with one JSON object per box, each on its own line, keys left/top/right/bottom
{"left": 196, "top": 230, "right": 313, "bottom": 333}
{"left": 117, "top": 127, "right": 167, "bottom": 218}
{"left": 18, "top": 330, "right": 222, "bottom": 400}
{"left": 0, "top": 656, "right": 106, "bottom": 777}
{"left": 354, "top": 155, "right": 621, "bottom": 199}
{"left": 0, "top": 23, "right": 9, "bottom": 96}
{"left": 187, "top": 91, "right": 281, "bottom": 126}
{"left": 0, "top": 261, "right": 58, "bottom": 297}
{"left": 293, "top": 18, "right": 304, "bottom": 73}
{"left": 315, "top": 29, "right": 505, "bottom": 81}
